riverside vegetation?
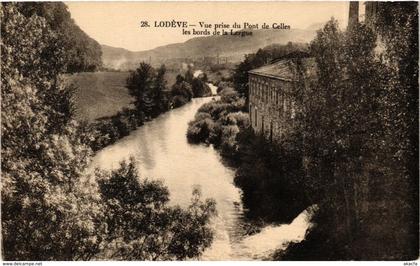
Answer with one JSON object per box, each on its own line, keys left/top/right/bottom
{"left": 187, "top": 6, "right": 418, "bottom": 260}
{"left": 1, "top": 3, "right": 215, "bottom": 260}
{"left": 85, "top": 64, "right": 211, "bottom": 151}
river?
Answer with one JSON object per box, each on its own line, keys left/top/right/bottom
{"left": 90, "top": 92, "right": 316, "bottom": 260}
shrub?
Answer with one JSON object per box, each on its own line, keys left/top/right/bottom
{"left": 97, "top": 158, "right": 217, "bottom": 260}
{"left": 187, "top": 95, "right": 249, "bottom": 157}
{"left": 187, "top": 117, "right": 215, "bottom": 144}
{"left": 171, "top": 95, "right": 189, "bottom": 108}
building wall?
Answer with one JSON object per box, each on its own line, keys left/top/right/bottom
{"left": 248, "top": 73, "right": 296, "bottom": 141}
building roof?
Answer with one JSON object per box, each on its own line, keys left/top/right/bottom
{"left": 248, "top": 57, "right": 316, "bottom": 82}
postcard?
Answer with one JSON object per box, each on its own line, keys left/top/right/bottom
{"left": 1, "top": 1, "right": 418, "bottom": 262}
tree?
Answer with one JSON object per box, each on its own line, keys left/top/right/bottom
{"left": 97, "top": 159, "right": 216, "bottom": 260}
{"left": 126, "top": 63, "right": 169, "bottom": 119}
{"left": 151, "top": 65, "right": 169, "bottom": 115}
{"left": 191, "top": 77, "right": 211, "bottom": 97}
{"left": 1, "top": 4, "right": 104, "bottom": 260}
{"left": 367, "top": 2, "right": 419, "bottom": 258}
{"left": 126, "top": 62, "right": 155, "bottom": 117}
{"left": 287, "top": 15, "right": 418, "bottom": 259}
{"left": 14, "top": 2, "right": 103, "bottom": 72}
{"left": 184, "top": 65, "right": 194, "bottom": 84}
{"left": 171, "top": 76, "right": 193, "bottom": 108}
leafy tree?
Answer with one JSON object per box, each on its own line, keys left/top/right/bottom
{"left": 171, "top": 76, "right": 193, "bottom": 108}
{"left": 367, "top": 2, "right": 419, "bottom": 258}
{"left": 14, "top": 2, "right": 102, "bottom": 72}
{"left": 285, "top": 15, "right": 418, "bottom": 259}
{"left": 191, "top": 77, "right": 211, "bottom": 97}
{"left": 126, "top": 63, "right": 169, "bottom": 118}
{"left": 151, "top": 65, "right": 169, "bottom": 115}
{"left": 1, "top": 4, "right": 104, "bottom": 260}
{"left": 97, "top": 159, "right": 216, "bottom": 260}
{"left": 126, "top": 62, "right": 155, "bottom": 117}
{"left": 184, "top": 65, "right": 194, "bottom": 84}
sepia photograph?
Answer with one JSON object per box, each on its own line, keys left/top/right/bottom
{"left": 1, "top": 1, "right": 418, "bottom": 262}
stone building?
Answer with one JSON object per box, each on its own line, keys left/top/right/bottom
{"left": 248, "top": 2, "right": 384, "bottom": 141}
{"left": 248, "top": 57, "right": 315, "bottom": 141}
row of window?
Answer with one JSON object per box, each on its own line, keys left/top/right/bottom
{"left": 250, "top": 106, "right": 284, "bottom": 141}
{"left": 249, "top": 81, "right": 289, "bottom": 113}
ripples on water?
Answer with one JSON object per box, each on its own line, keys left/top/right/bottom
{"left": 89, "top": 96, "right": 315, "bottom": 260}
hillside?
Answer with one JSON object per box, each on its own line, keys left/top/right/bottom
{"left": 102, "top": 28, "right": 316, "bottom": 70}
{"left": 66, "top": 69, "right": 182, "bottom": 122}
{"left": 66, "top": 72, "right": 133, "bottom": 121}
{"left": 15, "top": 2, "right": 102, "bottom": 72}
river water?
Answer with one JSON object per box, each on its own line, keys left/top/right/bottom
{"left": 90, "top": 91, "right": 315, "bottom": 260}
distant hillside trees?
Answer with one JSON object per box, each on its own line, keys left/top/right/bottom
{"left": 13, "top": 2, "right": 102, "bottom": 72}
{"left": 233, "top": 42, "right": 308, "bottom": 98}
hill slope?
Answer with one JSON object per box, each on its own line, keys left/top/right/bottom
{"left": 102, "top": 28, "right": 316, "bottom": 70}
{"left": 66, "top": 72, "right": 133, "bottom": 121}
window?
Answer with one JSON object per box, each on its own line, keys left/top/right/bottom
{"left": 291, "top": 101, "right": 296, "bottom": 119}
{"left": 284, "top": 98, "right": 287, "bottom": 113}
{"left": 255, "top": 108, "right": 258, "bottom": 128}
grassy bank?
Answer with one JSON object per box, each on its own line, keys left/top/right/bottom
{"left": 186, "top": 91, "right": 309, "bottom": 225}
{"left": 67, "top": 72, "right": 134, "bottom": 122}
{"left": 67, "top": 70, "right": 182, "bottom": 122}
{"left": 70, "top": 67, "right": 211, "bottom": 151}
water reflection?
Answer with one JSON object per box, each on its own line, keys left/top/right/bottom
{"left": 90, "top": 97, "right": 313, "bottom": 260}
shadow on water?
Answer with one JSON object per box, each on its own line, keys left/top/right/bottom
{"left": 89, "top": 97, "right": 314, "bottom": 260}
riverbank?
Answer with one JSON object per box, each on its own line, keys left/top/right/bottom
{"left": 90, "top": 96, "right": 315, "bottom": 260}
{"left": 75, "top": 66, "right": 214, "bottom": 152}
{"left": 186, "top": 93, "right": 313, "bottom": 256}
{"left": 186, "top": 88, "right": 419, "bottom": 260}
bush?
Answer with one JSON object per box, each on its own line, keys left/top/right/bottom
{"left": 187, "top": 115, "right": 215, "bottom": 144}
{"left": 83, "top": 108, "right": 142, "bottom": 151}
{"left": 191, "top": 77, "right": 211, "bottom": 97}
{"left": 96, "top": 158, "right": 217, "bottom": 260}
{"left": 171, "top": 95, "right": 189, "bottom": 108}
{"left": 187, "top": 95, "right": 249, "bottom": 157}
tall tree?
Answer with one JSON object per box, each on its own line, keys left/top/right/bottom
{"left": 1, "top": 4, "right": 104, "bottom": 260}
{"left": 126, "top": 62, "right": 155, "bottom": 117}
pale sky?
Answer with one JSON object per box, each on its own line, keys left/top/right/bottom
{"left": 66, "top": 1, "right": 353, "bottom": 52}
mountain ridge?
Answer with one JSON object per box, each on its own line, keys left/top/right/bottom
{"left": 101, "top": 27, "right": 317, "bottom": 70}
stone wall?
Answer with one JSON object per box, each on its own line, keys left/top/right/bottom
{"left": 248, "top": 73, "right": 296, "bottom": 141}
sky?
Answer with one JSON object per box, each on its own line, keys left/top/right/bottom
{"left": 66, "top": 1, "right": 354, "bottom": 52}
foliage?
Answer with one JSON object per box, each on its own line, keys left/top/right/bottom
{"left": 14, "top": 2, "right": 102, "bottom": 72}
{"left": 233, "top": 42, "right": 308, "bottom": 98}
{"left": 280, "top": 15, "right": 419, "bottom": 260}
{"left": 1, "top": 4, "right": 104, "bottom": 260}
{"left": 171, "top": 75, "right": 193, "bottom": 108}
{"left": 191, "top": 77, "right": 211, "bottom": 97}
{"left": 2, "top": 3, "right": 217, "bottom": 261}
{"left": 126, "top": 63, "right": 171, "bottom": 119}
{"left": 233, "top": 129, "right": 309, "bottom": 223}
{"left": 97, "top": 159, "right": 217, "bottom": 260}
{"left": 83, "top": 108, "right": 142, "bottom": 151}
{"left": 186, "top": 93, "right": 248, "bottom": 157}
